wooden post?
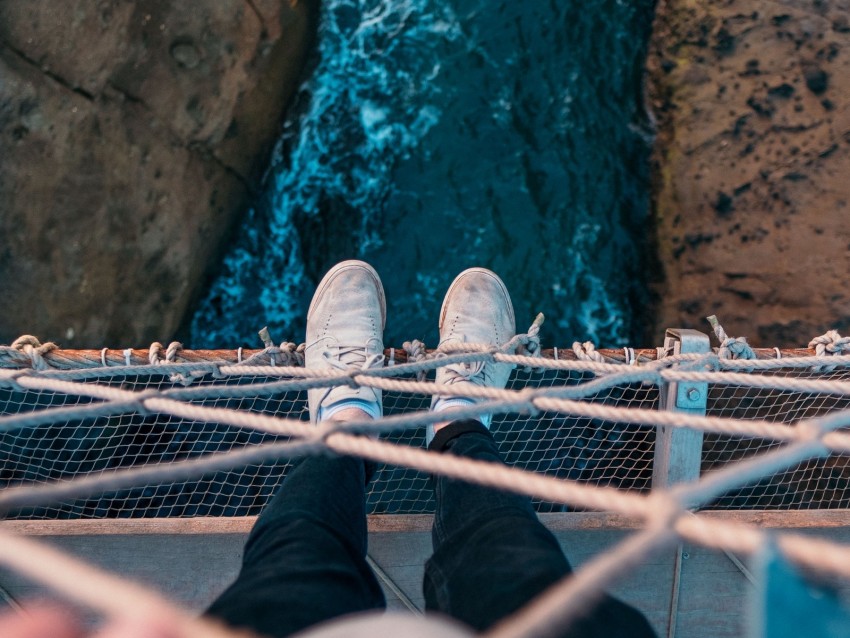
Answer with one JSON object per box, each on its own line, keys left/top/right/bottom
{"left": 653, "top": 328, "right": 710, "bottom": 488}
{"left": 653, "top": 328, "right": 710, "bottom": 638}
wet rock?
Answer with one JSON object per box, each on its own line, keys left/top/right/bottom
{"left": 0, "top": 1, "right": 318, "bottom": 347}
{"left": 647, "top": 1, "right": 850, "bottom": 346}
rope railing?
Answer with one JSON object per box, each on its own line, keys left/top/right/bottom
{"left": 0, "top": 340, "right": 823, "bottom": 370}
{"left": 1, "top": 325, "right": 850, "bottom": 637}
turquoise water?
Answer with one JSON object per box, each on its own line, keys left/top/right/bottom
{"left": 189, "top": 0, "right": 656, "bottom": 349}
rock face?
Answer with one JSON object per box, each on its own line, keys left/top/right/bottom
{"left": 0, "top": 0, "right": 316, "bottom": 347}
{"left": 647, "top": 1, "right": 850, "bottom": 346}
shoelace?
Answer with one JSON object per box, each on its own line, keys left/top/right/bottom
{"left": 322, "top": 346, "right": 385, "bottom": 373}
{"left": 440, "top": 360, "right": 490, "bottom": 386}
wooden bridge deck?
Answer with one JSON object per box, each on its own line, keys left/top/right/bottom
{"left": 2, "top": 511, "right": 849, "bottom": 637}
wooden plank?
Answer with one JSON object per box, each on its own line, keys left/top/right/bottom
{"left": 0, "top": 532, "right": 245, "bottom": 613}
{"left": 368, "top": 531, "right": 433, "bottom": 612}
{"left": 0, "top": 517, "right": 259, "bottom": 536}
{"left": 551, "top": 527, "right": 674, "bottom": 637}
{"left": 3, "top": 509, "right": 850, "bottom": 537}
{"left": 673, "top": 542, "right": 751, "bottom": 638}
{"left": 2, "top": 510, "right": 850, "bottom": 637}
{"left": 671, "top": 525, "right": 850, "bottom": 638}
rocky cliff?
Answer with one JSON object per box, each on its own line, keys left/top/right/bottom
{"left": 648, "top": 0, "right": 850, "bottom": 346}
{"left": 0, "top": 0, "right": 317, "bottom": 347}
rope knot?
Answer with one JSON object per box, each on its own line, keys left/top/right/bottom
{"left": 403, "top": 339, "right": 427, "bottom": 362}
{"left": 498, "top": 313, "right": 544, "bottom": 354}
{"left": 255, "top": 327, "right": 306, "bottom": 367}
{"left": 572, "top": 341, "right": 605, "bottom": 363}
{"left": 403, "top": 339, "right": 428, "bottom": 381}
{"left": 149, "top": 341, "right": 188, "bottom": 383}
{"left": 148, "top": 342, "right": 165, "bottom": 365}
{"left": 277, "top": 342, "right": 306, "bottom": 367}
{"left": 498, "top": 313, "right": 545, "bottom": 373}
{"left": 165, "top": 341, "right": 183, "bottom": 362}
{"left": 808, "top": 330, "right": 850, "bottom": 372}
{"left": 10, "top": 335, "right": 57, "bottom": 370}
{"left": 515, "top": 312, "right": 545, "bottom": 357}
{"left": 314, "top": 420, "right": 348, "bottom": 445}
{"left": 706, "top": 315, "right": 756, "bottom": 361}
{"left": 809, "top": 330, "right": 850, "bottom": 355}
{"left": 718, "top": 336, "right": 755, "bottom": 361}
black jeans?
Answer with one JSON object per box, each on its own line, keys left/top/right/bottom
{"left": 206, "top": 420, "right": 656, "bottom": 637}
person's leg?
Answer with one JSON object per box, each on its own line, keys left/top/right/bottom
{"left": 423, "top": 268, "right": 655, "bottom": 636}
{"left": 423, "top": 419, "right": 656, "bottom": 637}
{"left": 207, "top": 261, "right": 389, "bottom": 637}
{"left": 206, "top": 435, "right": 385, "bottom": 638}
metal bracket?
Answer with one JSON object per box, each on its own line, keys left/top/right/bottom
{"left": 661, "top": 329, "right": 710, "bottom": 412}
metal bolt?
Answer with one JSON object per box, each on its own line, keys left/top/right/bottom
{"left": 682, "top": 552, "right": 690, "bottom": 559}
{"left": 686, "top": 387, "right": 701, "bottom": 401}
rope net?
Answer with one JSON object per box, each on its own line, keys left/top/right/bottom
{"left": 0, "top": 366, "right": 662, "bottom": 518}
{"left": 1, "top": 327, "right": 850, "bottom": 637}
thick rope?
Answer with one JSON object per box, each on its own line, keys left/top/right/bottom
{"left": 706, "top": 315, "right": 756, "bottom": 361}
{"left": 0, "top": 343, "right": 845, "bottom": 375}
{"left": 1, "top": 369, "right": 848, "bottom": 518}
{"left": 572, "top": 340, "right": 606, "bottom": 363}
{"left": 809, "top": 330, "right": 850, "bottom": 372}
{"left": 402, "top": 339, "right": 428, "bottom": 381}
{"left": 8, "top": 367, "right": 850, "bottom": 451}
{"left": 4, "top": 335, "right": 58, "bottom": 371}
{"left": 809, "top": 330, "right": 850, "bottom": 356}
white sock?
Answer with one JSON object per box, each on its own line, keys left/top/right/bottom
{"left": 320, "top": 398, "right": 381, "bottom": 422}
{"left": 432, "top": 397, "right": 492, "bottom": 428}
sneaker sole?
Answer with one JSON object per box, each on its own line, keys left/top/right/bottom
{"left": 307, "top": 260, "right": 387, "bottom": 331}
{"left": 438, "top": 267, "right": 515, "bottom": 334}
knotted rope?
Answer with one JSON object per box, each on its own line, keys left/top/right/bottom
{"left": 7, "top": 335, "right": 58, "bottom": 371}
{"left": 243, "top": 327, "right": 306, "bottom": 367}
{"left": 706, "top": 315, "right": 756, "bottom": 361}
{"left": 148, "top": 341, "right": 183, "bottom": 366}
{"left": 505, "top": 313, "right": 545, "bottom": 372}
{"left": 572, "top": 340, "right": 606, "bottom": 364}
{"left": 279, "top": 342, "right": 306, "bottom": 366}
{"left": 149, "top": 341, "right": 204, "bottom": 386}
{"left": 402, "top": 339, "right": 428, "bottom": 381}
{"left": 808, "top": 330, "right": 850, "bottom": 372}
{"left": 404, "top": 314, "right": 546, "bottom": 380}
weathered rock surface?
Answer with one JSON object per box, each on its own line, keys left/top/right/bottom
{"left": 648, "top": 0, "right": 850, "bottom": 346}
{"left": 0, "top": 0, "right": 316, "bottom": 347}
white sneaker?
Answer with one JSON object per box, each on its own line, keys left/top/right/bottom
{"left": 305, "top": 260, "right": 386, "bottom": 423}
{"left": 430, "top": 268, "right": 516, "bottom": 433}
